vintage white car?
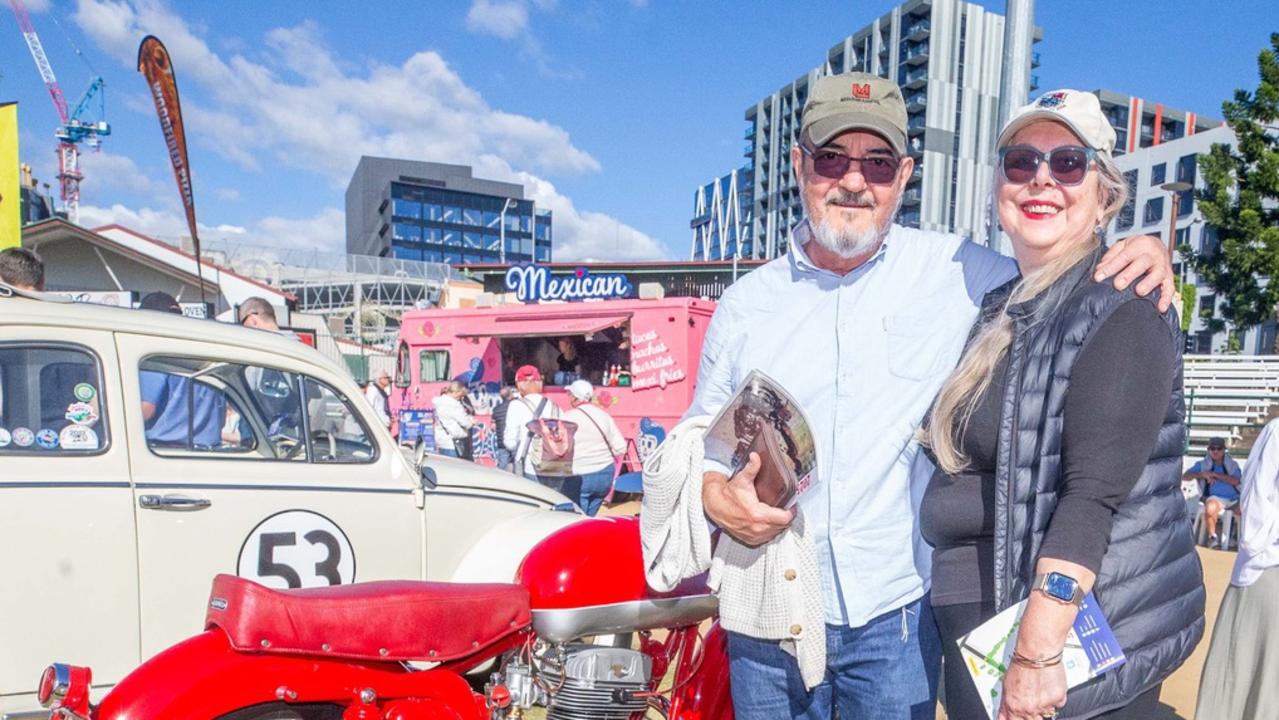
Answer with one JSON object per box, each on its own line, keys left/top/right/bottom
{"left": 0, "top": 284, "right": 581, "bottom": 716}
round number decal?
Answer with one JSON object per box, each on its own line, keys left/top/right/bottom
{"left": 236, "top": 510, "right": 355, "bottom": 589}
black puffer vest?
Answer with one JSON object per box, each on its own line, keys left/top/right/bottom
{"left": 988, "top": 249, "right": 1205, "bottom": 718}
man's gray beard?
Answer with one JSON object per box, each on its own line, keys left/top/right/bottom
{"left": 811, "top": 215, "right": 885, "bottom": 259}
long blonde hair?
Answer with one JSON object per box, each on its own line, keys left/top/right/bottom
{"left": 923, "top": 144, "right": 1130, "bottom": 474}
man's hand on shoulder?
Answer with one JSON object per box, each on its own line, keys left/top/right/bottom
{"left": 1094, "top": 235, "right": 1175, "bottom": 313}
{"left": 702, "top": 453, "right": 795, "bottom": 546}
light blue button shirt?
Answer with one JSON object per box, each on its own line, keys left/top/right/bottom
{"left": 687, "top": 222, "right": 1016, "bottom": 627}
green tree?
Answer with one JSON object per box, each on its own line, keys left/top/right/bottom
{"left": 1185, "top": 33, "right": 1279, "bottom": 345}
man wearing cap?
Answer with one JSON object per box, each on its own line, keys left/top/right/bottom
{"left": 503, "top": 365, "right": 563, "bottom": 488}
{"left": 137, "top": 291, "right": 228, "bottom": 448}
{"left": 1185, "top": 437, "right": 1243, "bottom": 547}
{"left": 685, "top": 73, "right": 1174, "bottom": 719}
{"left": 365, "top": 369, "right": 393, "bottom": 431}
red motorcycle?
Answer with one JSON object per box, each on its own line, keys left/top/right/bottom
{"left": 35, "top": 517, "right": 733, "bottom": 720}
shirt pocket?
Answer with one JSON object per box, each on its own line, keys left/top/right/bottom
{"left": 883, "top": 312, "right": 950, "bottom": 381}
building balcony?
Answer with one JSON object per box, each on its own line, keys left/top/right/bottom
{"left": 905, "top": 92, "right": 927, "bottom": 113}
{"left": 1031, "top": 51, "right": 1041, "bottom": 68}
{"left": 906, "top": 19, "right": 931, "bottom": 41}
{"left": 900, "top": 210, "right": 922, "bottom": 226}
{"left": 908, "top": 137, "right": 925, "bottom": 157}
{"left": 903, "top": 44, "right": 930, "bottom": 65}
{"left": 907, "top": 116, "right": 927, "bottom": 134}
{"left": 910, "top": 166, "right": 923, "bottom": 182}
{"left": 1030, "top": 74, "right": 1040, "bottom": 92}
{"left": 744, "top": 144, "right": 754, "bottom": 158}
{"left": 903, "top": 188, "right": 922, "bottom": 206}
{"left": 903, "top": 66, "right": 929, "bottom": 89}
{"left": 745, "top": 125, "right": 756, "bottom": 140}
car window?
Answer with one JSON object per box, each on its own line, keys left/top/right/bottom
{"left": 419, "top": 349, "right": 450, "bottom": 383}
{"left": 0, "top": 344, "right": 108, "bottom": 454}
{"left": 140, "top": 356, "right": 374, "bottom": 464}
{"left": 302, "top": 378, "right": 376, "bottom": 464}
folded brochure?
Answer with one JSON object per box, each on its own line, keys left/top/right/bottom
{"left": 958, "top": 592, "right": 1125, "bottom": 719}
{"left": 704, "top": 369, "right": 817, "bottom": 508}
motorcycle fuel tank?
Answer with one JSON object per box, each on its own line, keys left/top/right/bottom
{"left": 515, "top": 517, "right": 717, "bottom": 643}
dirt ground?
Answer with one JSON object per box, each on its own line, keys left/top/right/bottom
{"left": 602, "top": 500, "right": 1231, "bottom": 719}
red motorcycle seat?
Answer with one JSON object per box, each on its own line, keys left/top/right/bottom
{"left": 205, "top": 574, "right": 530, "bottom": 663}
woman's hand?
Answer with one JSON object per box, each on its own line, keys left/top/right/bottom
{"left": 998, "top": 661, "right": 1067, "bottom": 720}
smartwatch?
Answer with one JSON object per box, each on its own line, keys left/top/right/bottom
{"left": 1032, "top": 572, "right": 1085, "bottom": 607}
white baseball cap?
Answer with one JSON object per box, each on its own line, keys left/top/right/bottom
{"left": 996, "top": 89, "right": 1117, "bottom": 155}
{"left": 567, "top": 379, "right": 594, "bottom": 402}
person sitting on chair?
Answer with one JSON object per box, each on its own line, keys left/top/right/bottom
{"left": 1185, "top": 437, "right": 1243, "bottom": 548}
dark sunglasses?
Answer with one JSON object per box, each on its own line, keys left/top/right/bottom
{"left": 998, "top": 145, "right": 1096, "bottom": 186}
{"left": 800, "top": 145, "right": 900, "bottom": 184}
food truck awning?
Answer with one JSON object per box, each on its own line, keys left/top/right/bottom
{"left": 456, "top": 314, "right": 631, "bottom": 339}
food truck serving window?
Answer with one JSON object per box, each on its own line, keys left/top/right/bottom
{"left": 497, "top": 321, "right": 632, "bottom": 388}
{"left": 419, "top": 350, "right": 450, "bottom": 383}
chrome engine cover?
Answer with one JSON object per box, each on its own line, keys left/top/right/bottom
{"left": 531, "top": 593, "right": 718, "bottom": 644}
{"left": 542, "top": 645, "right": 651, "bottom": 720}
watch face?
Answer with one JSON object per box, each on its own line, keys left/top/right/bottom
{"left": 1044, "top": 572, "right": 1078, "bottom": 602}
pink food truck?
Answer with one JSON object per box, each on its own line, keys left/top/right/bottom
{"left": 391, "top": 296, "right": 717, "bottom": 472}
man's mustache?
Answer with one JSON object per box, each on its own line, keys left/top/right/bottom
{"left": 825, "top": 189, "right": 876, "bottom": 208}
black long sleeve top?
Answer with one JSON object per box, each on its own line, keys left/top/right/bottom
{"left": 921, "top": 299, "right": 1177, "bottom": 606}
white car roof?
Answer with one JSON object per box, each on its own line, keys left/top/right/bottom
{"left": 0, "top": 290, "right": 348, "bottom": 380}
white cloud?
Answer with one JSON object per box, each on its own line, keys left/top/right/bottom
{"left": 71, "top": 0, "right": 669, "bottom": 261}
{"left": 79, "top": 203, "right": 337, "bottom": 252}
{"left": 465, "top": 0, "right": 529, "bottom": 39}
{"left": 79, "top": 151, "right": 158, "bottom": 195}
{"left": 23, "top": 0, "right": 51, "bottom": 11}
{"left": 215, "top": 187, "right": 241, "bottom": 201}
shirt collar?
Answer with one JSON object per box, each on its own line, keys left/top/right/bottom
{"left": 789, "top": 220, "right": 892, "bottom": 278}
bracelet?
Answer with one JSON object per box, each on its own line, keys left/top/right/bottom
{"left": 1011, "top": 649, "right": 1064, "bottom": 669}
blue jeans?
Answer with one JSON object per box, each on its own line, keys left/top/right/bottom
{"left": 438, "top": 446, "right": 459, "bottom": 458}
{"left": 726, "top": 594, "right": 940, "bottom": 720}
{"left": 494, "top": 447, "right": 514, "bottom": 472}
{"left": 524, "top": 471, "right": 565, "bottom": 495}
{"left": 569, "top": 466, "right": 614, "bottom": 516}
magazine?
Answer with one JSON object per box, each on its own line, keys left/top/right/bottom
{"left": 704, "top": 369, "right": 817, "bottom": 508}
{"left": 958, "top": 593, "right": 1126, "bottom": 720}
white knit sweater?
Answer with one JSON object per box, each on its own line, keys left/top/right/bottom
{"left": 640, "top": 415, "right": 826, "bottom": 689}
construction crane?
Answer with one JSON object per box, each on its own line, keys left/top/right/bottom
{"left": 9, "top": 0, "right": 110, "bottom": 223}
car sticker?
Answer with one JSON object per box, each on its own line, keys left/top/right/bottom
{"left": 59, "top": 425, "right": 99, "bottom": 450}
{"left": 65, "top": 402, "right": 100, "bottom": 426}
{"left": 74, "top": 383, "right": 96, "bottom": 402}
{"left": 35, "top": 429, "right": 59, "bottom": 449}
{"left": 0, "top": 428, "right": 10, "bottom": 447}
{"left": 236, "top": 510, "right": 356, "bottom": 590}
{"left": 12, "top": 427, "right": 34, "bottom": 447}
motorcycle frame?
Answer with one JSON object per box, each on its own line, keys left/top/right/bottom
{"left": 89, "top": 623, "right": 733, "bottom": 720}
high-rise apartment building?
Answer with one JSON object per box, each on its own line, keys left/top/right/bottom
{"left": 693, "top": 0, "right": 1041, "bottom": 260}
{"left": 690, "top": 166, "right": 753, "bottom": 261}
{"left": 1105, "top": 125, "right": 1275, "bottom": 354}
{"left": 346, "top": 157, "right": 553, "bottom": 265}
{"left": 1093, "top": 90, "right": 1222, "bottom": 157}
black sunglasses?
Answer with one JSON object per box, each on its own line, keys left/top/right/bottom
{"left": 998, "top": 145, "right": 1096, "bottom": 186}
{"left": 800, "top": 145, "right": 900, "bottom": 184}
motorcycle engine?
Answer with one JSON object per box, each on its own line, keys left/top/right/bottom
{"left": 541, "top": 644, "right": 652, "bottom": 720}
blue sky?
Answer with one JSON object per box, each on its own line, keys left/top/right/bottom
{"left": 2, "top": 0, "right": 1274, "bottom": 261}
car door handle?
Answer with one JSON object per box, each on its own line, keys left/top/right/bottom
{"left": 139, "top": 494, "right": 212, "bottom": 511}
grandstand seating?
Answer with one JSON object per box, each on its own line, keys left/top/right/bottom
{"left": 1182, "top": 355, "right": 1279, "bottom": 454}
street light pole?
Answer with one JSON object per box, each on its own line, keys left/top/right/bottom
{"left": 1160, "top": 180, "right": 1193, "bottom": 263}
{"left": 498, "top": 198, "right": 517, "bottom": 264}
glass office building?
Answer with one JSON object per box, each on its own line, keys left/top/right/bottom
{"left": 346, "top": 157, "right": 552, "bottom": 265}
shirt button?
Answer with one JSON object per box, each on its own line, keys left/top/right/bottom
{"left": 790, "top": 624, "right": 803, "bottom": 636}
{"left": 784, "top": 569, "right": 797, "bottom": 581}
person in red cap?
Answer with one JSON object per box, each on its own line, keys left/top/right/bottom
{"left": 502, "top": 364, "right": 563, "bottom": 489}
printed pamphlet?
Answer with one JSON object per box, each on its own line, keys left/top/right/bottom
{"left": 958, "top": 592, "right": 1126, "bottom": 719}
{"left": 704, "top": 369, "right": 817, "bottom": 508}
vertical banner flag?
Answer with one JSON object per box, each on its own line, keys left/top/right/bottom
{"left": 0, "top": 103, "right": 20, "bottom": 249}
{"left": 136, "top": 35, "right": 205, "bottom": 297}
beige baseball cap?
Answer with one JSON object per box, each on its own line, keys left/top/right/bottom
{"left": 996, "top": 89, "right": 1117, "bottom": 155}
{"left": 801, "top": 73, "right": 908, "bottom": 155}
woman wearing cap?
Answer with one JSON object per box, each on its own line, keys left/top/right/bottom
{"left": 920, "top": 90, "right": 1204, "bottom": 720}
{"left": 562, "top": 379, "right": 627, "bottom": 516}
